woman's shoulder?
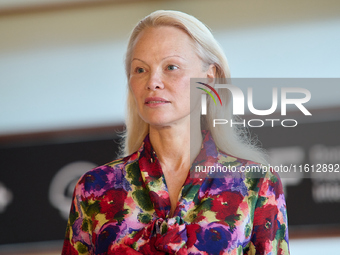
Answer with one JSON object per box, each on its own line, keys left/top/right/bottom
{"left": 88, "top": 152, "right": 137, "bottom": 175}
{"left": 75, "top": 151, "right": 139, "bottom": 195}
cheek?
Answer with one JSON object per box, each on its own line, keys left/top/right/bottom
{"left": 129, "top": 84, "right": 142, "bottom": 106}
{"left": 130, "top": 75, "right": 142, "bottom": 90}
{"left": 176, "top": 81, "right": 192, "bottom": 108}
{"left": 129, "top": 74, "right": 148, "bottom": 97}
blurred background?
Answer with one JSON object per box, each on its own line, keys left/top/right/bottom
{"left": 0, "top": 0, "right": 339, "bottom": 254}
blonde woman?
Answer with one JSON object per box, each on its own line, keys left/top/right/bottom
{"left": 62, "top": 10, "right": 289, "bottom": 254}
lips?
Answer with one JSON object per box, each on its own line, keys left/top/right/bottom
{"left": 145, "top": 97, "right": 170, "bottom": 104}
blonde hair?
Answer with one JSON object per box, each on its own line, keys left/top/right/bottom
{"left": 121, "top": 10, "right": 267, "bottom": 164}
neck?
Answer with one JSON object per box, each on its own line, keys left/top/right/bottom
{"left": 149, "top": 122, "right": 202, "bottom": 173}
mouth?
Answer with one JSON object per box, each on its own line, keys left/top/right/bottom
{"left": 145, "top": 97, "right": 171, "bottom": 105}
{"left": 146, "top": 100, "right": 169, "bottom": 104}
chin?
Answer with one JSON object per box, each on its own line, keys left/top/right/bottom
{"left": 147, "top": 119, "right": 172, "bottom": 127}
{"left": 141, "top": 112, "right": 189, "bottom": 127}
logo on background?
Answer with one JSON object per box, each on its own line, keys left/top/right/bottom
{"left": 0, "top": 182, "right": 13, "bottom": 213}
{"left": 49, "top": 161, "right": 97, "bottom": 219}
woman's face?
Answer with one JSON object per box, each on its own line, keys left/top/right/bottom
{"left": 129, "top": 26, "right": 214, "bottom": 128}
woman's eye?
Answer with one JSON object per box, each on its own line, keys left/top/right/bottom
{"left": 135, "top": 67, "right": 145, "bottom": 73}
{"left": 167, "top": 65, "right": 178, "bottom": 71}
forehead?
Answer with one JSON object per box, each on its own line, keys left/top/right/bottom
{"left": 132, "top": 26, "right": 196, "bottom": 57}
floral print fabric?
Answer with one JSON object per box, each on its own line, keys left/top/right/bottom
{"left": 62, "top": 131, "right": 289, "bottom": 254}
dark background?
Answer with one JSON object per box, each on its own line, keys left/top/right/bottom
{"left": 0, "top": 136, "right": 120, "bottom": 244}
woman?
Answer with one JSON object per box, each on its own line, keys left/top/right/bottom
{"left": 62, "top": 10, "right": 289, "bottom": 254}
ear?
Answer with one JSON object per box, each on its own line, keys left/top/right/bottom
{"left": 206, "top": 64, "right": 216, "bottom": 84}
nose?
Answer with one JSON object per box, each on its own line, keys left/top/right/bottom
{"left": 146, "top": 70, "right": 164, "bottom": 91}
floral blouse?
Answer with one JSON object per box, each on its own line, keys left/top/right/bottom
{"left": 62, "top": 131, "right": 289, "bottom": 254}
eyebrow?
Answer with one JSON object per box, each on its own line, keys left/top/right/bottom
{"left": 131, "top": 55, "right": 186, "bottom": 64}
